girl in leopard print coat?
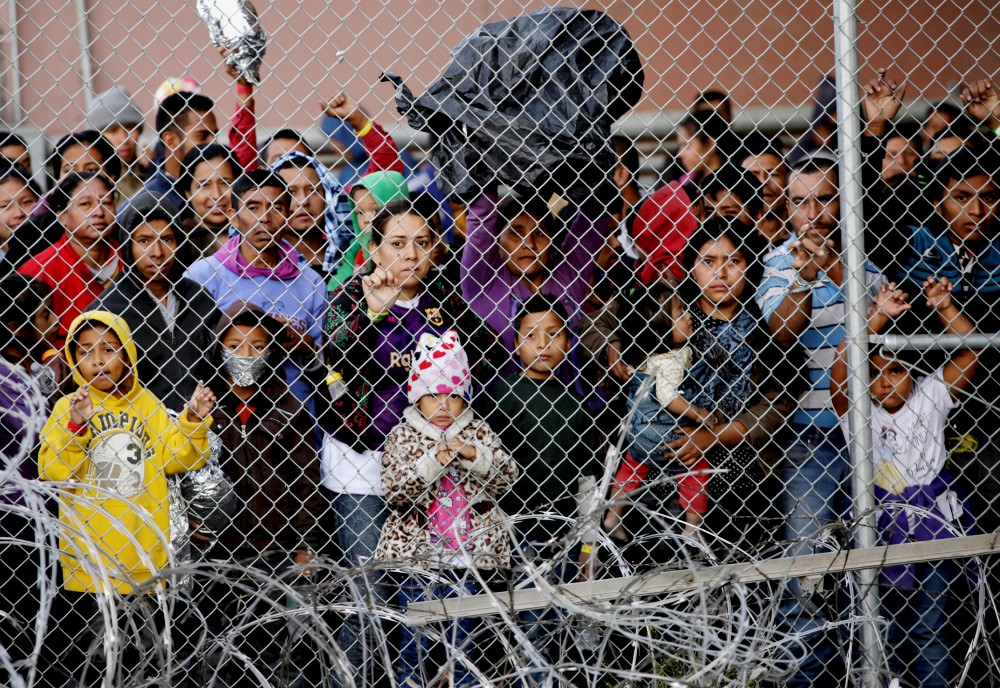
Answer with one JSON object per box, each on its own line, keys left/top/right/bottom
{"left": 375, "top": 331, "right": 518, "bottom": 570}
{"left": 376, "top": 331, "right": 517, "bottom": 688}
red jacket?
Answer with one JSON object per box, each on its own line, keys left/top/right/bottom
{"left": 632, "top": 181, "right": 699, "bottom": 285}
{"left": 18, "top": 236, "right": 119, "bottom": 345}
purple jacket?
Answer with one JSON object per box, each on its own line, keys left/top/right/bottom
{"left": 460, "top": 192, "right": 606, "bottom": 368}
{"left": 1, "top": 360, "right": 43, "bottom": 505}
{"left": 324, "top": 275, "right": 503, "bottom": 452}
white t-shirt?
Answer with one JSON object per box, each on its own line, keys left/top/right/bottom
{"left": 319, "top": 294, "right": 420, "bottom": 495}
{"left": 840, "top": 368, "right": 958, "bottom": 493}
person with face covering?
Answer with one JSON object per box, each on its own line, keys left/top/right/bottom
{"left": 270, "top": 150, "right": 353, "bottom": 282}
{"left": 88, "top": 193, "right": 220, "bottom": 411}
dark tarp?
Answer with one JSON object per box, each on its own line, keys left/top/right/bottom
{"left": 382, "top": 7, "right": 644, "bottom": 209}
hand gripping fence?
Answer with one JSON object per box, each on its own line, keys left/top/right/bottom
{"left": 0, "top": 0, "right": 999, "bottom": 686}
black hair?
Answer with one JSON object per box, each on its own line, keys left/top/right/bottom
{"left": 701, "top": 165, "right": 765, "bottom": 219}
{"left": 230, "top": 169, "right": 289, "bottom": 211}
{"left": 155, "top": 92, "right": 216, "bottom": 138}
{"left": 788, "top": 155, "right": 839, "bottom": 185}
{"left": 50, "top": 130, "right": 120, "bottom": 181}
{"left": 611, "top": 135, "right": 640, "bottom": 178}
{"left": 210, "top": 306, "right": 285, "bottom": 399}
{"left": 179, "top": 143, "right": 239, "bottom": 195}
{"left": 411, "top": 192, "right": 443, "bottom": 231}
{"left": 932, "top": 116, "right": 977, "bottom": 142}
{"left": 682, "top": 217, "right": 767, "bottom": 302}
{"left": 0, "top": 275, "right": 51, "bottom": 353}
{"left": 262, "top": 128, "right": 313, "bottom": 158}
{"left": 925, "top": 101, "right": 963, "bottom": 122}
{"left": 695, "top": 89, "right": 730, "bottom": 106}
{"left": 617, "top": 281, "right": 685, "bottom": 369}
{"left": 49, "top": 171, "right": 115, "bottom": 214}
{"left": 497, "top": 195, "right": 554, "bottom": 237}
{"left": 513, "top": 294, "right": 568, "bottom": 333}
{"left": 227, "top": 308, "right": 283, "bottom": 344}
{"left": 116, "top": 192, "right": 190, "bottom": 279}
{"left": 677, "top": 109, "right": 730, "bottom": 145}
{"left": 884, "top": 122, "right": 922, "bottom": 148}
{"left": 68, "top": 321, "right": 125, "bottom": 359}
{"left": 926, "top": 148, "right": 999, "bottom": 200}
{"left": 0, "top": 131, "right": 27, "bottom": 151}
{"left": 118, "top": 192, "right": 178, "bottom": 235}
{"left": 739, "top": 132, "right": 786, "bottom": 161}
{"left": 369, "top": 198, "right": 434, "bottom": 245}
{"left": 0, "top": 159, "right": 41, "bottom": 198}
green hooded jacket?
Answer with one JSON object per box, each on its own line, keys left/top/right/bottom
{"left": 327, "top": 170, "right": 410, "bottom": 290}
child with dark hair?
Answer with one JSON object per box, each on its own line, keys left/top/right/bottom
{"left": 38, "top": 310, "right": 215, "bottom": 685}
{"left": 603, "top": 280, "right": 713, "bottom": 543}
{"left": 327, "top": 169, "right": 409, "bottom": 290}
{"left": 377, "top": 330, "right": 516, "bottom": 688}
{"left": 485, "top": 294, "right": 600, "bottom": 544}
{"left": 831, "top": 277, "right": 978, "bottom": 688}
{"left": 205, "top": 301, "right": 323, "bottom": 563}
{"left": 484, "top": 294, "right": 601, "bottom": 679}
{"left": 461, "top": 189, "right": 607, "bottom": 372}
{"left": 895, "top": 146, "right": 1000, "bottom": 533}
{"left": 0, "top": 274, "right": 61, "bottom": 399}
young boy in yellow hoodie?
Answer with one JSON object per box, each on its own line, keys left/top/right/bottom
{"left": 38, "top": 310, "right": 215, "bottom": 684}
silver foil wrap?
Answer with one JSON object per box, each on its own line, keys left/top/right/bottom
{"left": 220, "top": 349, "right": 270, "bottom": 387}
{"left": 196, "top": 0, "right": 267, "bottom": 85}
{"left": 181, "top": 428, "right": 237, "bottom": 538}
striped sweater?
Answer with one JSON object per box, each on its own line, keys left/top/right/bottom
{"left": 757, "top": 240, "right": 886, "bottom": 428}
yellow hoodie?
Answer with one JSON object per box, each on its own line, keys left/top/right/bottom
{"left": 38, "top": 310, "right": 211, "bottom": 594}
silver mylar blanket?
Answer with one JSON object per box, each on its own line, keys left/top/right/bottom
{"left": 196, "top": 0, "right": 267, "bottom": 84}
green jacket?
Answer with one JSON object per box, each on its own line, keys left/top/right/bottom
{"left": 327, "top": 170, "right": 410, "bottom": 290}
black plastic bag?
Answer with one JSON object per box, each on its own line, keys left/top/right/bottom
{"left": 381, "top": 7, "right": 644, "bottom": 207}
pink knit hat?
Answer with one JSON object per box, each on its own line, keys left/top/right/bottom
{"left": 407, "top": 331, "right": 472, "bottom": 404}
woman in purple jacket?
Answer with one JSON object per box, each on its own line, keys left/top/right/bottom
{"left": 321, "top": 199, "right": 501, "bottom": 683}
{"left": 460, "top": 191, "right": 608, "bottom": 371}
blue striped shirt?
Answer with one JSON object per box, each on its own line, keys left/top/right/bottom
{"left": 757, "top": 240, "right": 886, "bottom": 428}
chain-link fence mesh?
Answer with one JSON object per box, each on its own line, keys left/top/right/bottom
{"left": 0, "top": 0, "right": 999, "bottom": 686}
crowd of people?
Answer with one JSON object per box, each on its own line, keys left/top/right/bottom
{"left": 1, "top": 44, "right": 999, "bottom": 687}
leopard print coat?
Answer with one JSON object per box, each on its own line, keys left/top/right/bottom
{"left": 375, "top": 405, "right": 518, "bottom": 570}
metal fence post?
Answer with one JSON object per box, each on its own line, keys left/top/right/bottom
{"left": 831, "top": 0, "right": 883, "bottom": 685}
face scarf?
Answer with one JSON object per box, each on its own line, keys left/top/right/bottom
{"left": 269, "top": 151, "right": 352, "bottom": 273}
{"left": 220, "top": 348, "right": 269, "bottom": 386}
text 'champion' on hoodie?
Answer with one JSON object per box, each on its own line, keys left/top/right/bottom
{"left": 38, "top": 310, "right": 211, "bottom": 594}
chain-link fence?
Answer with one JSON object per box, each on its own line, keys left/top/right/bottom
{"left": 0, "top": 0, "right": 999, "bottom": 686}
